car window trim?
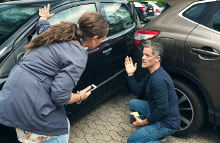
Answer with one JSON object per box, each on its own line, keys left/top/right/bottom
{"left": 103, "top": 24, "right": 136, "bottom": 42}
{"left": 198, "top": 23, "right": 220, "bottom": 35}
{"left": 178, "top": 0, "right": 220, "bottom": 35}
{"left": 178, "top": 0, "right": 216, "bottom": 24}
{"left": 51, "top": 2, "right": 98, "bottom": 17}
{"left": 89, "top": 23, "right": 136, "bottom": 54}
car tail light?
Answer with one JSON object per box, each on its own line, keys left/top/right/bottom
{"left": 134, "top": 30, "right": 160, "bottom": 46}
{"left": 156, "top": 9, "right": 160, "bottom": 13}
{"left": 141, "top": 8, "right": 147, "bottom": 11}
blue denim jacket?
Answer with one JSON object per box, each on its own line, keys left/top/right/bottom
{"left": 0, "top": 20, "right": 88, "bottom": 136}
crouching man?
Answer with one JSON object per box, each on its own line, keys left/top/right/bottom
{"left": 125, "top": 42, "right": 181, "bottom": 143}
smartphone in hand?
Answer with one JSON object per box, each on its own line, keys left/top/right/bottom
{"left": 88, "top": 84, "right": 97, "bottom": 92}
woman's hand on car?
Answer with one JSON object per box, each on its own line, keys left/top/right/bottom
{"left": 124, "top": 56, "right": 137, "bottom": 76}
{"left": 67, "top": 86, "right": 91, "bottom": 105}
{"left": 39, "top": 4, "right": 54, "bottom": 20}
{"left": 78, "top": 86, "right": 92, "bottom": 101}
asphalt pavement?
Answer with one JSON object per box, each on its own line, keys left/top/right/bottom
{"left": 69, "top": 87, "right": 220, "bottom": 143}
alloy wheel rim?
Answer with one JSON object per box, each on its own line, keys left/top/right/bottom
{"left": 175, "top": 88, "right": 194, "bottom": 131}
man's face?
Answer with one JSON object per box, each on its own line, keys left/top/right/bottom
{"left": 142, "top": 47, "right": 159, "bottom": 68}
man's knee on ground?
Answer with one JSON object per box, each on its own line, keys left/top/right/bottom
{"left": 127, "top": 136, "right": 135, "bottom": 143}
{"left": 129, "top": 99, "right": 138, "bottom": 110}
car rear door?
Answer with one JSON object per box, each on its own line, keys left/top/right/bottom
{"left": 184, "top": 1, "right": 220, "bottom": 122}
{"left": 100, "top": 1, "right": 138, "bottom": 87}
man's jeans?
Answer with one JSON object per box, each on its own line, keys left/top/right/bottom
{"left": 127, "top": 99, "right": 176, "bottom": 143}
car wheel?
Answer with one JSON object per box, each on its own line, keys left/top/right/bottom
{"left": 173, "top": 79, "right": 205, "bottom": 136}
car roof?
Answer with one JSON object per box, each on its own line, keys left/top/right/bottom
{"left": 165, "top": 0, "right": 218, "bottom": 6}
{"left": 1, "top": 0, "right": 128, "bottom": 7}
{"left": 1, "top": 0, "right": 62, "bottom": 7}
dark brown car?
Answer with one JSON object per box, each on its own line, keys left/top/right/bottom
{"left": 134, "top": 0, "right": 220, "bottom": 136}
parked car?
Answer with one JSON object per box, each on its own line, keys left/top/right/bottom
{"left": 134, "top": 0, "right": 220, "bottom": 136}
{"left": 128, "top": 1, "right": 154, "bottom": 22}
{"left": 0, "top": 0, "right": 143, "bottom": 142}
{"left": 142, "top": 1, "right": 165, "bottom": 16}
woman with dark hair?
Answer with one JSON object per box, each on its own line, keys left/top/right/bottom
{"left": 0, "top": 4, "right": 109, "bottom": 143}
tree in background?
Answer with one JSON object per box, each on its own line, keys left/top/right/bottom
{"left": 128, "top": 0, "right": 167, "bottom": 6}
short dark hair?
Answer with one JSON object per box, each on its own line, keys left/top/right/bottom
{"left": 140, "top": 41, "right": 164, "bottom": 62}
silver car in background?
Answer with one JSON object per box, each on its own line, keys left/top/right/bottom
{"left": 142, "top": 1, "right": 165, "bottom": 16}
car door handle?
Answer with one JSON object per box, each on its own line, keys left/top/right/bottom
{"left": 102, "top": 48, "right": 112, "bottom": 56}
{"left": 191, "top": 48, "right": 220, "bottom": 57}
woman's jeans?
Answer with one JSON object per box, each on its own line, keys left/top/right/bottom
{"left": 42, "top": 118, "right": 70, "bottom": 143}
{"left": 127, "top": 99, "right": 176, "bottom": 143}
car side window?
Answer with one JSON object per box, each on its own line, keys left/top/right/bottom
{"left": 145, "top": 3, "right": 153, "bottom": 9}
{"left": 48, "top": 4, "right": 96, "bottom": 25}
{"left": 102, "top": 3, "right": 134, "bottom": 36}
{"left": 213, "top": 8, "right": 220, "bottom": 32}
{"left": 32, "top": 4, "right": 96, "bottom": 39}
{"left": 0, "top": 6, "right": 39, "bottom": 46}
{"left": 182, "top": 3, "right": 212, "bottom": 23}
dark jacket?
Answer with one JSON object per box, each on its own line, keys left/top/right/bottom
{"left": 0, "top": 20, "right": 88, "bottom": 136}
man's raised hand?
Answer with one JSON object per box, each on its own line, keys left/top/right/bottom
{"left": 124, "top": 56, "right": 137, "bottom": 76}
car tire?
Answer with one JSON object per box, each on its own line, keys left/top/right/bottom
{"left": 173, "top": 79, "right": 205, "bottom": 136}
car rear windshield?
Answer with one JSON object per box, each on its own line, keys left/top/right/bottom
{"left": 0, "top": 6, "right": 39, "bottom": 46}
{"left": 140, "top": 3, "right": 148, "bottom": 8}
{"left": 155, "top": 2, "right": 164, "bottom": 8}
{"left": 133, "top": 2, "right": 145, "bottom": 7}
